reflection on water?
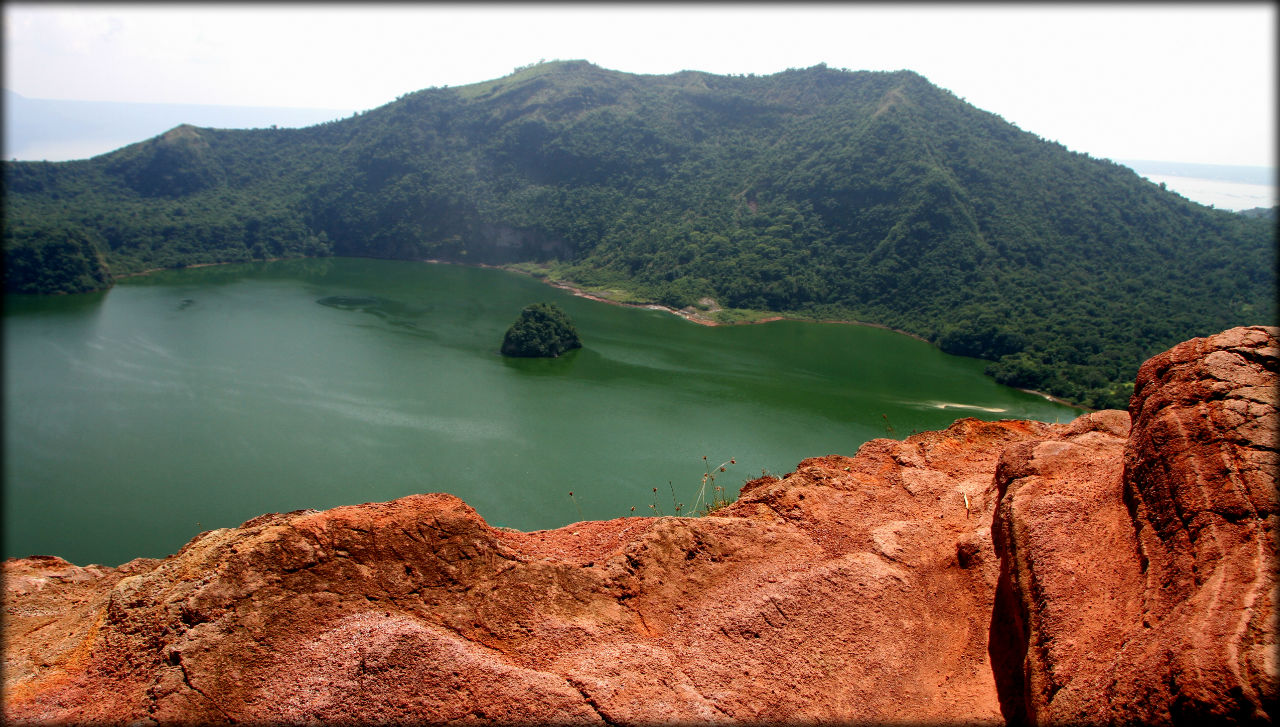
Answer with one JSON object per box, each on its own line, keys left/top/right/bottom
{"left": 316, "top": 294, "right": 436, "bottom": 338}
{"left": 4, "top": 258, "right": 1081, "bottom": 566}
{"left": 500, "top": 347, "right": 583, "bottom": 375}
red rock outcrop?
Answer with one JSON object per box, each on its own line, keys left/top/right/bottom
{"left": 5, "top": 326, "right": 1276, "bottom": 725}
{"left": 992, "top": 325, "right": 1278, "bottom": 724}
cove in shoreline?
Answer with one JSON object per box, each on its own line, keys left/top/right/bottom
{"left": 485, "top": 263, "right": 1088, "bottom": 411}
{"left": 114, "top": 255, "right": 1088, "bottom": 411}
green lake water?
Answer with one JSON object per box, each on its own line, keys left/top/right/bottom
{"left": 4, "top": 258, "right": 1080, "bottom": 566}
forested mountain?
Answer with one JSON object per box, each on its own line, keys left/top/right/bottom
{"left": 1239, "top": 206, "right": 1277, "bottom": 221}
{"left": 3, "top": 60, "right": 1275, "bottom": 408}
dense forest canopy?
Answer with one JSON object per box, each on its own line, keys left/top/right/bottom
{"left": 3, "top": 60, "right": 1275, "bottom": 408}
{"left": 500, "top": 302, "right": 582, "bottom": 358}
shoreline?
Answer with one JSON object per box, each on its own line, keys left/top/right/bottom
{"left": 118, "top": 255, "right": 1091, "bottom": 411}
{"left": 494, "top": 263, "right": 930, "bottom": 342}
{"left": 422, "top": 258, "right": 728, "bottom": 326}
{"left": 486, "top": 263, "right": 1087, "bottom": 410}
{"left": 1012, "top": 387, "right": 1090, "bottom": 411}
{"left": 489, "top": 263, "right": 1086, "bottom": 409}
{"left": 115, "top": 262, "right": 231, "bottom": 279}
{"left": 114, "top": 257, "right": 295, "bottom": 280}
{"left": 542, "top": 278, "right": 723, "bottom": 327}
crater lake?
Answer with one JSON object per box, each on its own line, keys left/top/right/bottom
{"left": 4, "top": 258, "right": 1080, "bottom": 566}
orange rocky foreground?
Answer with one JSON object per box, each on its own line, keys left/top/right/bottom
{"left": 5, "top": 326, "right": 1276, "bottom": 725}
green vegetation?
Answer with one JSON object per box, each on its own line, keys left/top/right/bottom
{"left": 4, "top": 60, "right": 1275, "bottom": 408}
{"left": 500, "top": 302, "right": 582, "bottom": 357}
{"left": 3, "top": 220, "right": 111, "bottom": 294}
{"left": 1238, "top": 206, "right": 1276, "bottom": 221}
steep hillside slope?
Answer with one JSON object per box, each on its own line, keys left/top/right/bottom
{"left": 5, "top": 326, "right": 1275, "bottom": 724}
{"left": 4, "top": 61, "right": 1274, "bottom": 407}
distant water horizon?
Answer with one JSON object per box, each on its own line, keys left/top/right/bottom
{"left": 3, "top": 89, "right": 356, "bottom": 162}
{"left": 1117, "top": 159, "right": 1277, "bottom": 212}
{"left": 1137, "top": 175, "right": 1275, "bottom": 212}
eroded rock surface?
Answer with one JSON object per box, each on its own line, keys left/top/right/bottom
{"left": 5, "top": 326, "right": 1276, "bottom": 725}
{"left": 992, "top": 325, "right": 1278, "bottom": 725}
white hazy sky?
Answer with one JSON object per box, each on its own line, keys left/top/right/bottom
{"left": 3, "top": 2, "right": 1276, "bottom": 167}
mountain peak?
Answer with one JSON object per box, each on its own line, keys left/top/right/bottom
{"left": 3, "top": 64, "right": 1274, "bottom": 408}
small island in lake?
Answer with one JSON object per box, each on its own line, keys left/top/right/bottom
{"left": 500, "top": 302, "right": 582, "bottom": 358}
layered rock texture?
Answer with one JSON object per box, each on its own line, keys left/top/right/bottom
{"left": 5, "top": 326, "right": 1276, "bottom": 725}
